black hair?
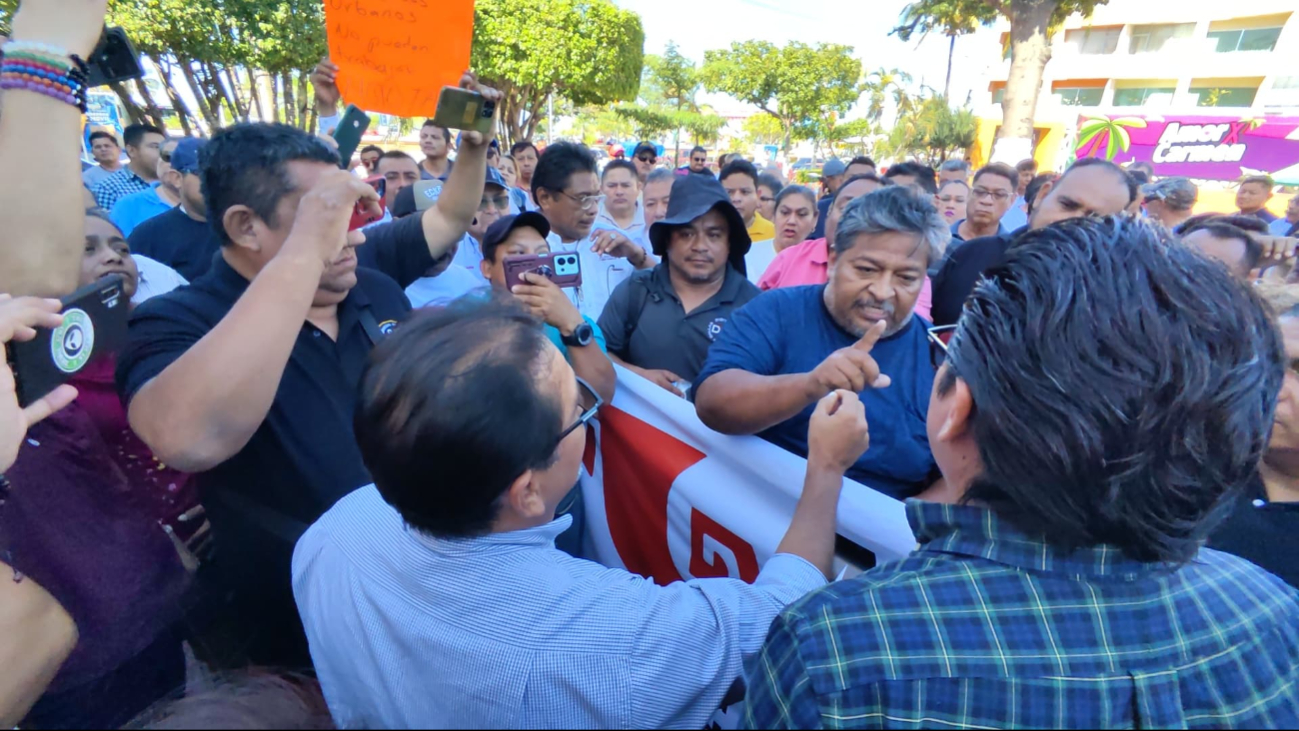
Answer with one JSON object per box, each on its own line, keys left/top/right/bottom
{"left": 377, "top": 150, "right": 417, "bottom": 168}
{"left": 690, "top": 146, "right": 707, "bottom": 157}
{"left": 757, "top": 173, "right": 784, "bottom": 198}
{"left": 972, "top": 163, "right": 1017, "bottom": 191}
{"left": 510, "top": 141, "right": 538, "bottom": 157}
{"left": 355, "top": 299, "right": 565, "bottom": 538}
{"left": 1178, "top": 213, "right": 1269, "bottom": 236}
{"left": 719, "top": 159, "right": 759, "bottom": 188}
{"left": 123, "top": 123, "right": 165, "bottom": 149}
{"left": 937, "top": 178, "right": 970, "bottom": 194}
{"left": 1127, "top": 169, "right": 1151, "bottom": 188}
{"left": 1183, "top": 222, "right": 1265, "bottom": 273}
{"left": 1023, "top": 172, "right": 1056, "bottom": 215}
{"left": 360, "top": 145, "right": 383, "bottom": 157}
{"left": 420, "top": 120, "right": 452, "bottom": 144}
{"left": 200, "top": 123, "right": 341, "bottom": 245}
{"left": 1241, "top": 175, "right": 1275, "bottom": 190}
{"left": 1015, "top": 158, "right": 1038, "bottom": 173}
{"left": 774, "top": 184, "right": 816, "bottom": 210}
{"left": 482, "top": 218, "right": 547, "bottom": 264}
{"left": 88, "top": 130, "right": 119, "bottom": 147}
{"left": 942, "top": 216, "right": 1282, "bottom": 565}
{"left": 847, "top": 156, "right": 877, "bottom": 170}
{"left": 834, "top": 172, "right": 892, "bottom": 205}
{"left": 1059, "top": 157, "right": 1139, "bottom": 204}
{"left": 601, "top": 159, "right": 638, "bottom": 181}
{"left": 531, "top": 140, "right": 597, "bottom": 201}
{"left": 884, "top": 161, "right": 937, "bottom": 195}
{"left": 84, "top": 207, "right": 126, "bottom": 240}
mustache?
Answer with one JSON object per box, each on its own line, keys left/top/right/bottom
{"left": 856, "top": 298, "right": 896, "bottom": 316}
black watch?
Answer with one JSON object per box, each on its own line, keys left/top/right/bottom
{"left": 562, "top": 322, "right": 594, "bottom": 348}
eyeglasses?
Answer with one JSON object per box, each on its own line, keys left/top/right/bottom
{"left": 479, "top": 193, "right": 511, "bottom": 211}
{"left": 637, "top": 154, "right": 657, "bottom": 163}
{"left": 972, "top": 187, "right": 1011, "bottom": 202}
{"left": 556, "top": 377, "right": 603, "bottom": 445}
{"left": 557, "top": 190, "right": 606, "bottom": 211}
{"left": 927, "top": 325, "right": 957, "bottom": 370}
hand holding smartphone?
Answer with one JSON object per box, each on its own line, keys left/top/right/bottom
{"left": 332, "top": 104, "right": 372, "bottom": 171}
{"left": 503, "top": 252, "right": 583, "bottom": 292}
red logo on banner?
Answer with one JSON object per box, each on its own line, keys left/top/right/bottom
{"left": 689, "top": 509, "right": 759, "bottom": 582}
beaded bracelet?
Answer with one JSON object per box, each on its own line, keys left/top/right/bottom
{"left": 0, "top": 40, "right": 88, "bottom": 112}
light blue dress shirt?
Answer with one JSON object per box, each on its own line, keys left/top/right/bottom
{"left": 1271, "top": 217, "right": 1296, "bottom": 236}
{"left": 110, "top": 184, "right": 172, "bottom": 236}
{"left": 293, "top": 485, "right": 826, "bottom": 730}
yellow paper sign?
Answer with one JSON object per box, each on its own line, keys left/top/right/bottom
{"left": 324, "top": 0, "right": 476, "bottom": 117}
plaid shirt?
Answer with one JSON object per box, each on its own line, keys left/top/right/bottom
{"left": 92, "top": 167, "right": 151, "bottom": 211}
{"left": 744, "top": 501, "right": 1299, "bottom": 730}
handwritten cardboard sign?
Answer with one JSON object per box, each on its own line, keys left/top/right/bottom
{"left": 324, "top": 0, "right": 475, "bottom": 117}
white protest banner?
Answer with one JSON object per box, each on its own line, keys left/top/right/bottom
{"left": 581, "top": 366, "right": 917, "bottom": 585}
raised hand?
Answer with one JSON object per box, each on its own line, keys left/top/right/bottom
{"left": 456, "top": 70, "right": 503, "bottom": 149}
{"left": 806, "top": 320, "right": 893, "bottom": 397}
{"left": 10, "top": 0, "right": 109, "bottom": 57}
{"left": 0, "top": 295, "right": 79, "bottom": 472}
{"left": 807, "top": 390, "right": 871, "bottom": 474}
{"left": 282, "top": 169, "right": 381, "bottom": 268}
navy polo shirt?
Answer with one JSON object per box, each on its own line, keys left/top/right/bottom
{"left": 693, "top": 285, "right": 936, "bottom": 499}
{"left": 128, "top": 206, "right": 222, "bottom": 280}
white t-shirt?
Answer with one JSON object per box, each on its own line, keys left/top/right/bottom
{"left": 745, "top": 239, "right": 778, "bottom": 284}
{"left": 132, "top": 254, "right": 188, "bottom": 305}
{"left": 405, "top": 266, "right": 486, "bottom": 308}
{"left": 547, "top": 227, "right": 640, "bottom": 320}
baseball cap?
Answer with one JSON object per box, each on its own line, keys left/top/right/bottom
{"left": 1143, "top": 177, "right": 1198, "bottom": 210}
{"left": 634, "top": 141, "right": 658, "bottom": 159}
{"left": 484, "top": 166, "right": 507, "bottom": 189}
{"left": 170, "top": 137, "right": 207, "bottom": 175}
{"left": 481, "top": 212, "right": 551, "bottom": 259}
{"left": 822, "top": 159, "right": 847, "bottom": 177}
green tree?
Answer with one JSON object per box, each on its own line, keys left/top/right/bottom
{"left": 895, "top": 0, "right": 1108, "bottom": 163}
{"left": 893, "top": 1, "right": 985, "bottom": 98}
{"left": 877, "top": 94, "right": 977, "bottom": 163}
{"left": 700, "top": 40, "right": 863, "bottom": 153}
{"left": 471, "top": 0, "right": 645, "bottom": 146}
{"left": 742, "top": 113, "right": 784, "bottom": 146}
{"left": 862, "top": 67, "right": 915, "bottom": 124}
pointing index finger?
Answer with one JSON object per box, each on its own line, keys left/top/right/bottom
{"left": 852, "top": 319, "right": 888, "bottom": 352}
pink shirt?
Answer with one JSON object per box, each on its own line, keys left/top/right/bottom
{"left": 756, "top": 237, "right": 934, "bottom": 321}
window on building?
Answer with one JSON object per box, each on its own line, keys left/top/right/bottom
{"left": 1064, "top": 27, "right": 1122, "bottom": 55}
{"left": 1189, "top": 86, "right": 1259, "bottom": 107}
{"left": 1113, "top": 86, "right": 1176, "bottom": 107}
{"left": 1128, "top": 23, "right": 1195, "bottom": 53}
{"left": 1207, "top": 27, "right": 1283, "bottom": 52}
{"left": 1053, "top": 87, "right": 1105, "bottom": 106}
{"left": 992, "top": 88, "right": 1005, "bottom": 104}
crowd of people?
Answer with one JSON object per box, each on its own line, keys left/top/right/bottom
{"left": 1, "top": 0, "right": 1299, "bottom": 728}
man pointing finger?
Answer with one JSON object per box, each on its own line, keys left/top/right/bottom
{"left": 694, "top": 186, "right": 949, "bottom": 499}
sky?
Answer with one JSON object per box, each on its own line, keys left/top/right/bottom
{"left": 611, "top": 0, "right": 1005, "bottom": 117}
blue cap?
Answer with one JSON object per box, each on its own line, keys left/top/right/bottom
{"left": 485, "top": 165, "right": 506, "bottom": 189}
{"left": 822, "top": 159, "right": 846, "bottom": 177}
{"left": 170, "top": 137, "right": 207, "bottom": 175}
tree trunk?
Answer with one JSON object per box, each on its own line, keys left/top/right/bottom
{"left": 154, "top": 58, "right": 195, "bottom": 136}
{"left": 222, "top": 65, "right": 248, "bottom": 122}
{"left": 249, "top": 70, "right": 266, "bottom": 123}
{"left": 269, "top": 73, "right": 281, "bottom": 124}
{"left": 296, "top": 71, "right": 311, "bottom": 131}
{"left": 943, "top": 34, "right": 955, "bottom": 99}
{"left": 108, "top": 80, "right": 149, "bottom": 124}
{"left": 131, "top": 76, "right": 166, "bottom": 128}
{"left": 993, "top": 0, "right": 1056, "bottom": 164}
{"left": 178, "top": 58, "right": 218, "bottom": 131}
{"left": 281, "top": 71, "right": 297, "bottom": 129}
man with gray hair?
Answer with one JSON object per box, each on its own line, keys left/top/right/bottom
{"left": 938, "top": 158, "right": 970, "bottom": 185}
{"left": 695, "top": 187, "right": 949, "bottom": 498}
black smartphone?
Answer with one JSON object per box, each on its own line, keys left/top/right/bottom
{"left": 333, "top": 104, "right": 371, "bottom": 170}
{"left": 6, "top": 275, "right": 129, "bottom": 408}
{"left": 85, "top": 27, "right": 144, "bottom": 88}
{"left": 430, "top": 87, "right": 496, "bottom": 135}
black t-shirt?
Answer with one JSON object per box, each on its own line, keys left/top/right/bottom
{"left": 354, "top": 212, "right": 437, "bottom": 288}
{"left": 598, "top": 263, "right": 760, "bottom": 382}
{"left": 930, "top": 231, "right": 1018, "bottom": 327}
{"left": 115, "top": 257, "right": 412, "bottom": 663}
{"left": 1209, "top": 476, "right": 1299, "bottom": 590}
{"left": 127, "top": 206, "right": 222, "bottom": 281}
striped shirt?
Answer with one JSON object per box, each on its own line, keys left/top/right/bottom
{"left": 744, "top": 500, "right": 1299, "bottom": 730}
{"left": 293, "top": 485, "right": 827, "bottom": 729}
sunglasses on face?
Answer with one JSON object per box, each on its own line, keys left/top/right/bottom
{"left": 927, "top": 325, "right": 957, "bottom": 370}
{"left": 638, "top": 155, "right": 657, "bottom": 163}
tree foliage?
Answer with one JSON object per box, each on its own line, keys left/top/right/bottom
{"left": 742, "top": 113, "right": 785, "bottom": 147}
{"left": 894, "top": 0, "right": 1108, "bottom": 159}
{"left": 875, "top": 94, "right": 976, "bottom": 163}
{"left": 471, "top": 0, "right": 645, "bottom": 146}
{"left": 700, "top": 40, "right": 862, "bottom": 152}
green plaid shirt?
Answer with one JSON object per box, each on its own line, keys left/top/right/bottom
{"left": 743, "top": 501, "right": 1299, "bottom": 729}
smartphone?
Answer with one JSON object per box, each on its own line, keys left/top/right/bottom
{"left": 332, "top": 104, "right": 371, "bottom": 171}
{"left": 430, "top": 87, "right": 496, "bottom": 135}
{"left": 504, "top": 253, "right": 583, "bottom": 292}
{"left": 6, "top": 275, "right": 129, "bottom": 408}
{"left": 85, "top": 27, "right": 144, "bottom": 88}
{"left": 349, "top": 175, "right": 385, "bottom": 231}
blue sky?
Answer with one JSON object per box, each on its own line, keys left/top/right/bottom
{"left": 612, "top": 0, "right": 1003, "bottom": 115}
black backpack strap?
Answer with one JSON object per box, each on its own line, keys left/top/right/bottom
{"left": 624, "top": 273, "right": 655, "bottom": 345}
{"left": 359, "top": 308, "right": 385, "bottom": 347}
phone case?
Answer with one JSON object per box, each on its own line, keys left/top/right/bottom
{"left": 503, "top": 253, "right": 583, "bottom": 291}
{"left": 333, "top": 105, "right": 372, "bottom": 170}
{"left": 431, "top": 87, "right": 496, "bottom": 135}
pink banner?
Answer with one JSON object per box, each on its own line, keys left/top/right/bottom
{"left": 1075, "top": 114, "right": 1299, "bottom": 182}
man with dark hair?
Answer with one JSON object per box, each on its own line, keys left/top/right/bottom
{"left": 293, "top": 297, "right": 869, "bottom": 728}
{"left": 883, "top": 161, "right": 938, "bottom": 196}
{"left": 83, "top": 129, "right": 124, "bottom": 187}
{"left": 110, "top": 137, "right": 180, "bottom": 236}
{"left": 117, "top": 78, "right": 499, "bottom": 667}
{"left": 809, "top": 160, "right": 847, "bottom": 240}
{"left": 1143, "top": 177, "right": 1198, "bottom": 230}
{"left": 359, "top": 145, "right": 383, "bottom": 176}
{"left": 931, "top": 157, "right": 1135, "bottom": 326}
{"left": 1127, "top": 159, "right": 1155, "bottom": 183}
{"left": 720, "top": 159, "right": 775, "bottom": 241}
{"left": 696, "top": 187, "right": 950, "bottom": 498}
{"left": 128, "top": 137, "right": 221, "bottom": 280}
{"left": 631, "top": 141, "right": 658, "bottom": 182}
{"left": 418, "top": 121, "right": 454, "bottom": 180}
{"left": 745, "top": 216, "right": 1299, "bottom": 730}
{"left": 375, "top": 150, "right": 421, "bottom": 212}
{"left": 532, "top": 141, "right": 654, "bottom": 319}
{"left": 759, "top": 173, "right": 891, "bottom": 291}
{"left": 1001, "top": 158, "right": 1040, "bottom": 229}
{"left": 757, "top": 172, "right": 783, "bottom": 222}
{"left": 844, "top": 156, "right": 877, "bottom": 179}
{"left": 92, "top": 123, "right": 166, "bottom": 211}
{"left": 596, "top": 159, "right": 645, "bottom": 246}
{"left": 1238, "top": 175, "right": 1278, "bottom": 224}
{"left": 683, "top": 145, "right": 711, "bottom": 176}
{"left": 1273, "top": 194, "right": 1299, "bottom": 237}
{"left": 599, "top": 174, "right": 760, "bottom": 394}
{"left": 1179, "top": 216, "right": 1265, "bottom": 280}
{"left": 951, "top": 163, "right": 1016, "bottom": 244}
{"left": 937, "top": 158, "right": 970, "bottom": 185}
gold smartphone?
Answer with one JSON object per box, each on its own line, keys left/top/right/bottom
{"left": 430, "top": 87, "right": 496, "bottom": 135}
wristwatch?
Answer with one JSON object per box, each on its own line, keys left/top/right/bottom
{"left": 562, "top": 322, "right": 595, "bottom": 348}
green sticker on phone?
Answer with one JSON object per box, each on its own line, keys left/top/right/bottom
{"left": 51, "top": 308, "right": 95, "bottom": 374}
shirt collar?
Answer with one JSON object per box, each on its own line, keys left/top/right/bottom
{"left": 407, "top": 514, "right": 574, "bottom": 557}
{"left": 808, "top": 238, "right": 829, "bottom": 265}
{"left": 906, "top": 500, "right": 1156, "bottom": 579}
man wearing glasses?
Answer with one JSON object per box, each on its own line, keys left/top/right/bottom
{"left": 533, "top": 142, "right": 655, "bottom": 319}
{"left": 632, "top": 140, "right": 659, "bottom": 183}
{"left": 292, "top": 299, "right": 871, "bottom": 729}
{"left": 950, "top": 163, "right": 1016, "bottom": 245}
{"left": 109, "top": 138, "right": 181, "bottom": 236}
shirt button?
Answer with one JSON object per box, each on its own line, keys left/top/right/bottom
{"left": 313, "top": 331, "right": 322, "bottom": 338}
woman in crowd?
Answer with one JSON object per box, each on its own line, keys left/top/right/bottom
{"left": 745, "top": 185, "right": 818, "bottom": 284}
{"left": 935, "top": 178, "right": 969, "bottom": 224}
{"left": 499, "top": 154, "right": 529, "bottom": 212}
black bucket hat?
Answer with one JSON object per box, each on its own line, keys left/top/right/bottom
{"left": 648, "top": 174, "right": 752, "bottom": 275}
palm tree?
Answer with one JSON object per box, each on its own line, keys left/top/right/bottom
{"left": 864, "top": 68, "right": 914, "bottom": 125}
{"left": 1075, "top": 115, "right": 1148, "bottom": 161}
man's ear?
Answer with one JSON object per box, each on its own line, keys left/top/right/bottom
{"left": 222, "top": 205, "right": 262, "bottom": 253}
{"left": 934, "top": 373, "right": 975, "bottom": 444}
{"left": 501, "top": 469, "right": 547, "bottom": 521}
